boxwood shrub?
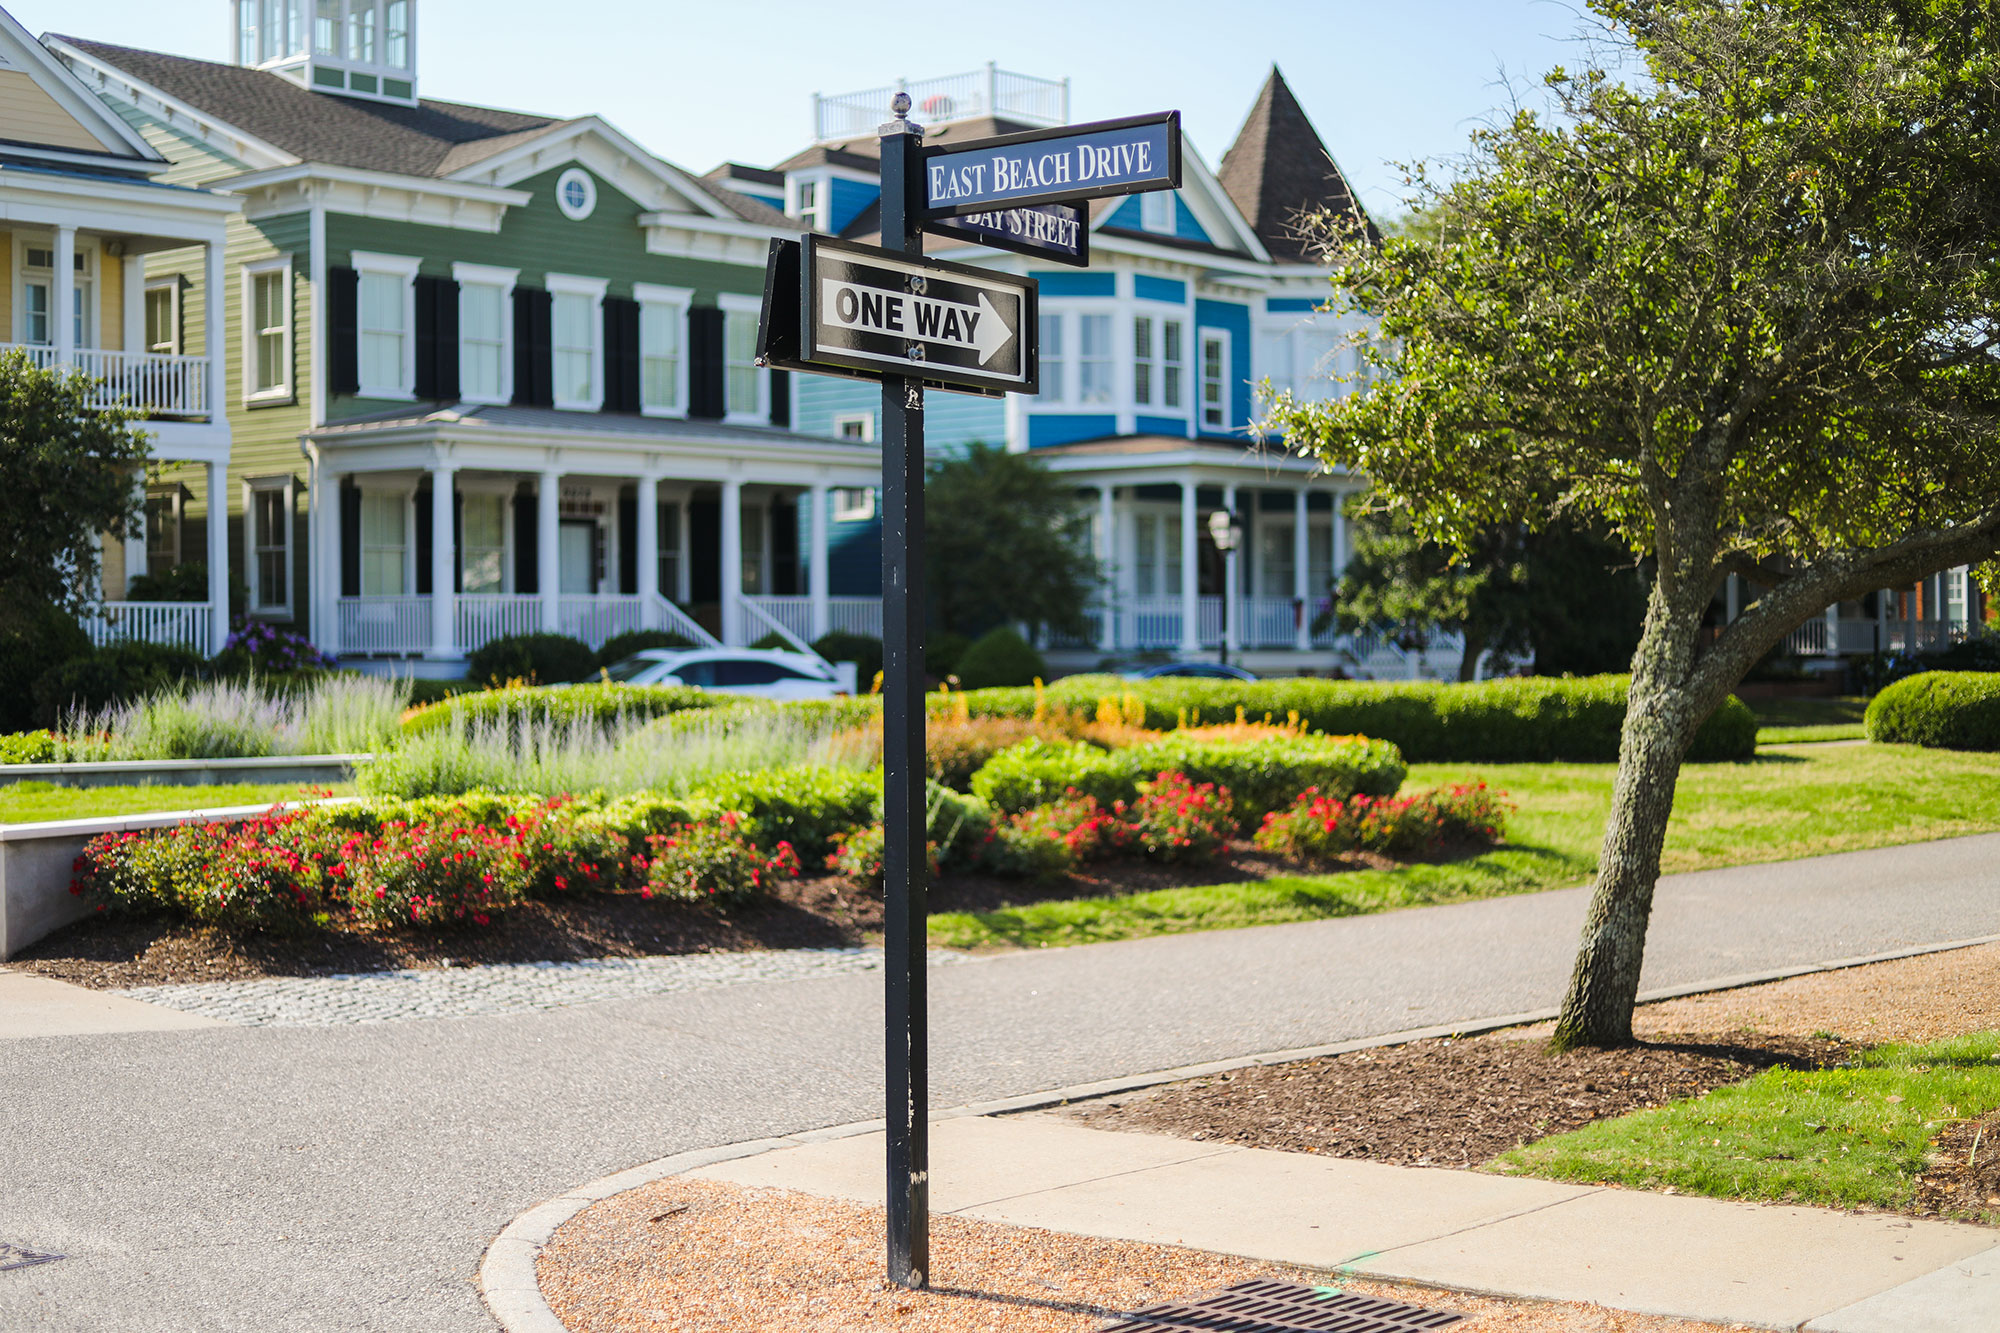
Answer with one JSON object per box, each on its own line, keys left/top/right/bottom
{"left": 690, "top": 765, "right": 881, "bottom": 862}
{"left": 969, "top": 733, "right": 1408, "bottom": 822}
{"left": 945, "top": 674, "right": 1754, "bottom": 763}
{"left": 402, "top": 683, "right": 726, "bottom": 736}
{"left": 1865, "top": 672, "right": 2000, "bottom": 750}
{"left": 465, "top": 632, "right": 597, "bottom": 686}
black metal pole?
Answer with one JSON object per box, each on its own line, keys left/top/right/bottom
{"left": 877, "top": 91, "right": 930, "bottom": 1292}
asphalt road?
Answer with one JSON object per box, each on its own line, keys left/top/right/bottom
{"left": 4, "top": 831, "right": 1998, "bottom": 1332}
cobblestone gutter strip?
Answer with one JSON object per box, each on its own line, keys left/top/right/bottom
{"left": 113, "top": 948, "right": 971, "bottom": 1027}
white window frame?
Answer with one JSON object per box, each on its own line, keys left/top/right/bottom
{"left": 1161, "top": 317, "right": 1185, "bottom": 412}
{"left": 241, "top": 474, "right": 295, "bottom": 617}
{"left": 145, "top": 279, "right": 182, "bottom": 356}
{"left": 718, "top": 291, "right": 768, "bottom": 425}
{"left": 633, "top": 281, "right": 693, "bottom": 418}
{"left": 545, "top": 272, "right": 608, "bottom": 412}
{"left": 1199, "top": 326, "right": 1232, "bottom": 431}
{"left": 15, "top": 235, "right": 98, "bottom": 349}
{"left": 832, "top": 488, "right": 876, "bottom": 522}
{"left": 833, "top": 412, "right": 875, "bottom": 443}
{"left": 240, "top": 255, "right": 294, "bottom": 405}
{"left": 451, "top": 262, "right": 516, "bottom": 406}
{"left": 1139, "top": 190, "right": 1173, "bottom": 234}
{"left": 145, "top": 486, "right": 183, "bottom": 572}
{"left": 554, "top": 167, "right": 598, "bottom": 222}
{"left": 1076, "top": 311, "right": 1115, "bottom": 406}
{"left": 1038, "top": 310, "right": 1067, "bottom": 405}
{"left": 352, "top": 250, "right": 420, "bottom": 400}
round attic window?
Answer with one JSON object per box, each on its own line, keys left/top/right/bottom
{"left": 555, "top": 168, "right": 597, "bottom": 221}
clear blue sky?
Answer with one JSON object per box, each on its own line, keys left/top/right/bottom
{"left": 21, "top": 0, "right": 1598, "bottom": 222}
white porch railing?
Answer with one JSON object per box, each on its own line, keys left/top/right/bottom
{"left": 652, "top": 596, "right": 721, "bottom": 649}
{"left": 1238, "top": 596, "right": 1302, "bottom": 648}
{"left": 742, "top": 595, "right": 814, "bottom": 645}
{"left": 739, "top": 597, "right": 821, "bottom": 659}
{"left": 456, "top": 595, "right": 540, "bottom": 653}
{"left": 7, "top": 344, "right": 209, "bottom": 417}
{"left": 339, "top": 596, "right": 429, "bottom": 654}
{"left": 85, "top": 601, "right": 211, "bottom": 653}
{"left": 558, "top": 596, "right": 643, "bottom": 650}
{"left": 827, "top": 597, "right": 882, "bottom": 639}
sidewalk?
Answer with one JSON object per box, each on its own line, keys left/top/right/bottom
{"left": 687, "top": 1114, "right": 2000, "bottom": 1332}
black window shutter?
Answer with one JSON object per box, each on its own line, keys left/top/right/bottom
{"left": 771, "top": 496, "right": 798, "bottom": 594}
{"left": 414, "top": 486, "right": 433, "bottom": 596}
{"left": 435, "top": 277, "right": 460, "bottom": 401}
{"left": 617, "top": 492, "right": 637, "bottom": 594}
{"left": 452, "top": 491, "right": 464, "bottom": 594}
{"left": 512, "top": 288, "right": 553, "bottom": 407}
{"left": 688, "top": 306, "right": 725, "bottom": 419}
{"left": 768, "top": 369, "right": 790, "bottom": 428}
{"left": 328, "top": 266, "right": 360, "bottom": 395}
{"left": 602, "top": 296, "right": 640, "bottom": 414}
{"left": 339, "top": 480, "right": 361, "bottom": 597}
{"left": 512, "top": 489, "right": 538, "bottom": 594}
{"left": 414, "top": 277, "right": 440, "bottom": 400}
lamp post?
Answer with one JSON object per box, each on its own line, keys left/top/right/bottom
{"left": 1207, "top": 508, "right": 1242, "bottom": 666}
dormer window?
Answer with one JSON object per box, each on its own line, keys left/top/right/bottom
{"left": 236, "top": 0, "right": 418, "bottom": 103}
{"left": 1140, "top": 190, "right": 1173, "bottom": 234}
{"left": 790, "top": 178, "right": 825, "bottom": 230}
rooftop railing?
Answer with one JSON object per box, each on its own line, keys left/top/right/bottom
{"left": 813, "top": 64, "right": 1069, "bottom": 142}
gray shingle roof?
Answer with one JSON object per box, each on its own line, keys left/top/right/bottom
{"left": 1216, "top": 66, "right": 1375, "bottom": 262}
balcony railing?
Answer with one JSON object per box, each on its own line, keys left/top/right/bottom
{"left": 813, "top": 65, "right": 1068, "bottom": 141}
{"left": 85, "top": 601, "right": 212, "bottom": 653}
{"left": 6, "top": 344, "right": 210, "bottom": 418}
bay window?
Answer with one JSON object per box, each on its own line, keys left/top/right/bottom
{"left": 1134, "top": 316, "right": 1184, "bottom": 411}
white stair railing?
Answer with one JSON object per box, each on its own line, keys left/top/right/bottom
{"left": 650, "top": 595, "right": 721, "bottom": 649}
{"left": 738, "top": 596, "right": 828, "bottom": 666}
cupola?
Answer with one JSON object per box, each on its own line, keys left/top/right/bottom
{"left": 229, "top": 0, "right": 417, "bottom": 105}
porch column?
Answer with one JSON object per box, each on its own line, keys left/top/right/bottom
{"left": 53, "top": 226, "right": 76, "bottom": 366}
{"left": 676, "top": 495, "right": 693, "bottom": 601}
{"left": 1331, "top": 488, "right": 1348, "bottom": 581}
{"left": 636, "top": 473, "right": 662, "bottom": 628}
{"left": 1222, "top": 483, "right": 1241, "bottom": 654}
{"left": 315, "top": 464, "right": 342, "bottom": 655}
{"left": 1097, "top": 484, "right": 1115, "bottom": 652}
{"left": 720, "top": 477, "right": 744, "bottom": 646}
{"left": 204, "top": 460, "right": 229, "bottom": 653}
{"left": 1824, "top": 600, "right": 1840, "bottom": 656}
{"left": 429, "top": 462, "right": 456, "bottom": 658}
{"left": 537, "top": 468, "right": 561, "bottom": 632}
{"left": 203, "top": 240, "right": 225, "bottom": 421}
{"left": 122, "top": 255, "right": 146, "bottom": 354}
{"left": 808, "top": 482, "right": 830, "bottom": 640}
{"left": 1179, "top": 475, "right": 1199, "bottom": 654}
{"left": 1293, "top": 487, "right": 1311, "bottom": 650}
{"left": 124, "top": 471, "right": 148, "bottom": 596}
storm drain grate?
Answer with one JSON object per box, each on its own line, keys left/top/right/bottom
{"left": 1098, "top": 1279, "right": 1465, "bottom": 1333}
{"left": 0, "top": 1242, "right": 63, "bottom": 1273}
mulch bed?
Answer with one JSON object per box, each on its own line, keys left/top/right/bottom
{"left": 1915, "top": 1109, "right": 2000, "bottom": 1223}
{"left": 7, "top": 844, "right": 1303, "bottom": 990}
{"left": 1061, "top": 1031, "right": 1852, "bottom": 1168}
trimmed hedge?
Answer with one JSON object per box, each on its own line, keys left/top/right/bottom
{"left": 465, "top": 632, "right": 596, "bottom": 686}
{"left": 1865, "top": 672, "right": 2000, "bottom": 750}
{"left": 401, "top": 683, "right": 727, "bottom": 735}
{"left": 954, "top": 627, "right": 1047, "bottom": 690}
{"left": 939, "top": 674, "right": 1755, "bottom": 763}
{"left": 596, "top": 630, "right": 694, "bottom": 668}
{"left": 969, "top": 733, "right": 1408, "bottom": 822}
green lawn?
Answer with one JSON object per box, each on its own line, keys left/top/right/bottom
{"left": 1490, "top": 1032, "right": 2000, "bottom": 1220}
{"left": 0, "top": 782, "right": 354, "bottom": 825}
{"left": 1754, "top": 696, "right": 1871, "bottom": 746}
{"left": 928, "top": 744, "right": 2000, "bottom": 950}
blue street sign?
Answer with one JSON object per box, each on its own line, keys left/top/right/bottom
{"left": 921, "top": 111, "right": 1181, "bottom": 218}
{"left": 926, "top": 200, "right": 1089, "bottom": 267}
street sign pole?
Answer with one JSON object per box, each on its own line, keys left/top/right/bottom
{"left": 877, "top": 90, "right": 930, "bottom": 1293}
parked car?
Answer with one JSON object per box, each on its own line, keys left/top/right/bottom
{"left": 600, "top": 648, "right": 842, "bottom": 700}
{"left": 1119, "top": 661, "right": 1260, "bottom": 682}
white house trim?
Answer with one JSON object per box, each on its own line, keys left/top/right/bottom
{"left": 48, "top": 38, "right": 295, "bottom": 172}
{"left": 351, "top": 249, "right": 421, "bottom": 400}
{"left": 632, "top": 281, "right": 693, "bottom": 419}
{"left": 0, "top": 16, "right": 166, "bottom": 164}
{"left": 452, "top": 261, "right": 518, "bottom": 407}
{"left": 239, "top": 252, "right": 295, "bottom": 405}
{"left": 545, "top": 272, "right": 608, "bottom": 413}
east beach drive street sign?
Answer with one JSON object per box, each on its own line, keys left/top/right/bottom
{"left": 922, "top": 111, "right": 1181, "bottom": 216}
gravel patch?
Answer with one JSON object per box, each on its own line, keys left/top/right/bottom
{"left": 112, "top": 947, "right": 969, "bottom": 1026}
{"left": 537, "top": 1176, "right": 1738, "bottom": 1333}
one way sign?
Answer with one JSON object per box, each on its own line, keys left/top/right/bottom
{"left": 800, "top": 235, "right": 1037, "bottom": 394}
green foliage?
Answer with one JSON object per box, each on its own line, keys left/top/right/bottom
{"left": 464, "top": 632, "right": 597, "bottom": 686}
{"left": 595, "top": 630, "right": 693, "bottom": 668}
{"left": 641, "top": 815, "right": 800, "bottom": 905}
{"left": 32, "top": 642, "right": 208, "bottom": 727}
{"left": 0, "top": 603, "right": 91, "bottom": 732}
{"left": 1865, "top": 673, "right": 2000, "bottom": 751}
{"left": 1254, "top": 783, "right": 1509, "bottom": 860}
{"left": 407, "top": 677, "right": 476, "bottom": 708}
{"left": 0, "top": 348, "right": 152, "bottom": 617}
{"left": 812, "top": 632, "right": 882, "bottom": 686}
{"left": 689, "top": 764, "right": 880, "bottom": 862}
{"left": 953, "top": 626, "right": 1047, "bottom": 690}
{"left": 925, "top": 443, "right": 1096, "bottom": 639}
{"left": 1125, "top": 773, "right": 1235, "bottom": 863}
{"left": 970, "top": 739, "right": 1143, "bottom": 813}
{"left": 1494, "top": 1032, "right": 2000, "bottom": 1219}
{"left": 126, "top": 561, "right": 212, "bottom": 603}
{"left": 0, "top": 731, "right": 58, "bottom": 764}
{"left": 400, "top": 683, "right": 722, "bottom": 736}
{"left": 928, "top": 631, "right": 973, "bottom": 682}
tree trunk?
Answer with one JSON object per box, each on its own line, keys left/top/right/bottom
{"left": 1549, "top": 569, "right": 1706, "bottom": 1050}
{"left": 1457, "top": 626, "right": 1487, "bottom": 682}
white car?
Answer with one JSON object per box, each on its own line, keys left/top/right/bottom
{"left": 600, "top": 648, "right": 843, "bottom": 700}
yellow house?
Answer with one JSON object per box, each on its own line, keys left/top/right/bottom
{"left": 0, "top": 5, "right": 236, "bottom": 651}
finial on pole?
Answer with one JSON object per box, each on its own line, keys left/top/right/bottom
{"left": 891, "top": 91, "right": 912, "bottom": 117}
{"left": 882, "top": 90, "right": 920, "bottom": 138}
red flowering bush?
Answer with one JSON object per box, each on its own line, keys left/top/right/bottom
{"left": 1253, "top": 782, "right": 1508, "bottom": 862}
{"left": 332, "top": 818, "right": 534, "bottom": 927}
{"left": 1125, "top": 772, "right": 1234, "bottom": 863}
{"left": 72, "top": 805, "right": 338, "bottom": 929}
{"left": 1008, "top": 789, "right": 1131, "bottom": 863}
{"left": 641, "top": 811, "right": 800, "bottom": 903}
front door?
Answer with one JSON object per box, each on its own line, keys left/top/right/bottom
{"left": 558, "top": 520, "right": 595, "bottom": 594}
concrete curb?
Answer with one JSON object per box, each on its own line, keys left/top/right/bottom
{"left": 476, "top": 931, "right": 2000, "bottom": 1332}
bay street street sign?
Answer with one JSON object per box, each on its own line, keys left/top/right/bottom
{"left": 799, "top": 235, "right": 1038, "bottom": 395}
{"left": 926, "top": 200, "right": 1089, "bottom": 267}
{"left": 922, "top": 111, "right": 1180, "bottom": 217}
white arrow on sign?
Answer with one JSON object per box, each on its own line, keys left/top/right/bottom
{"left": 820, "top": 278, "right": 1015, "bottom": 366}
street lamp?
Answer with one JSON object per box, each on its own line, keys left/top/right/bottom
{"left": 1207, "top": 508, "right": 1243, "bottom": 665}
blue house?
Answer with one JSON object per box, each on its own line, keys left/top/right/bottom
{"left": 718, "top": 66, "right": 1427, "bottom": 676}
